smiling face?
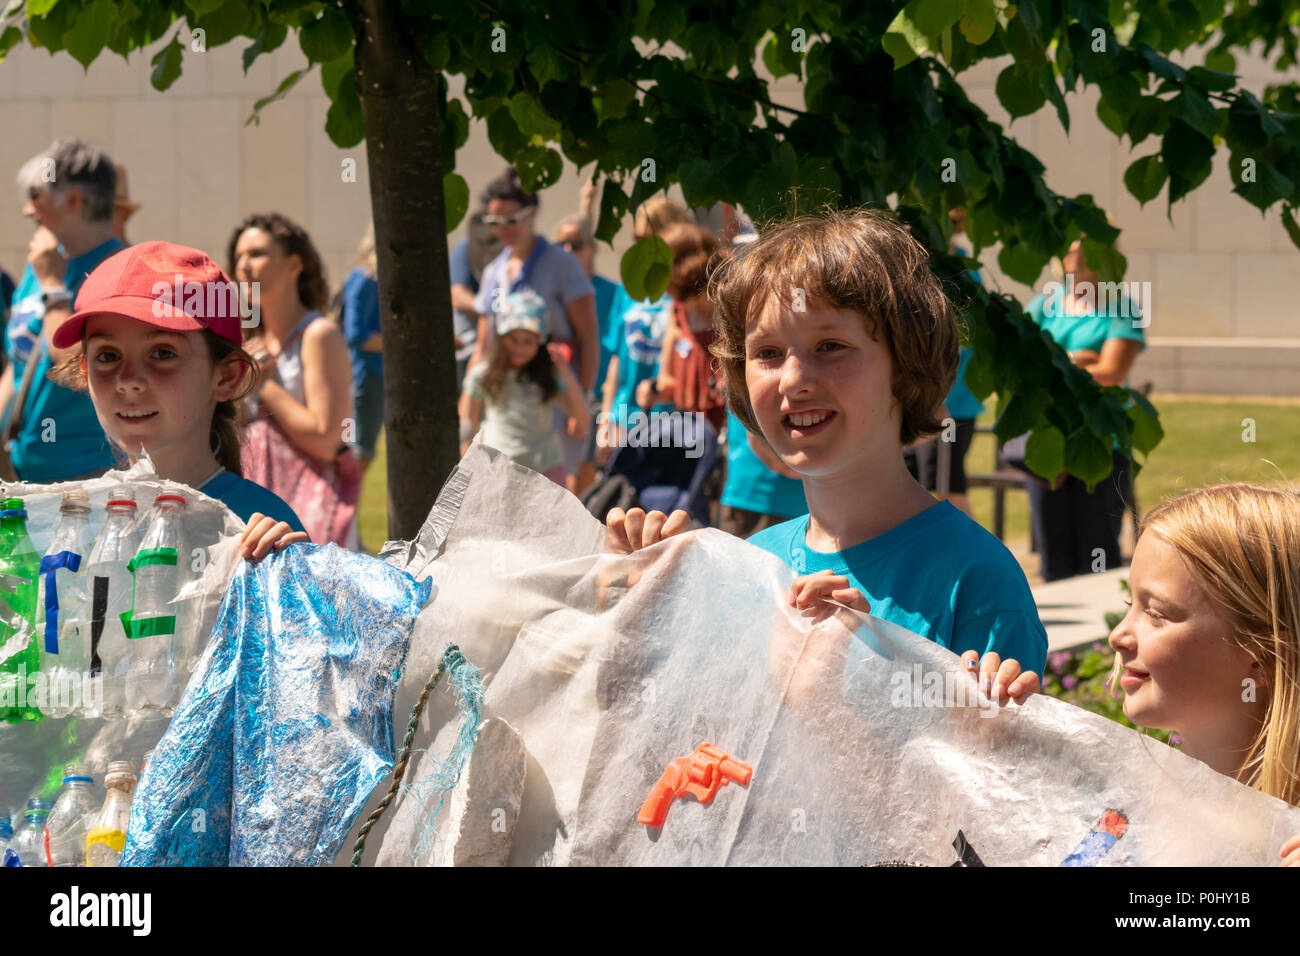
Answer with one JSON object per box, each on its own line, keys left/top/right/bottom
{"left": 486, "top": 199, "right": 535, "bottom": 249}
{"left": 501, "top": 328, "right": 541, "bottom": 368}
{"left": 743, "top": 292, "right": 900, "bottom": 478}
{"left": 81, "top": 313, "right": 242, "bottom": 462}
{"left": 1108, "top": 530, "right": 1260, "bottom": 735}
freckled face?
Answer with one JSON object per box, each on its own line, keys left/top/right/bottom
{"left": 744, "top": 293, "right": 900, "bottom": 478}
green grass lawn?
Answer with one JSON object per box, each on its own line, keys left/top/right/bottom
{"left": 966, "top": 395, "right": 1300, "bottom": 556}
{"left": 356, "top": 395, "right": 1300, "bottom": 553}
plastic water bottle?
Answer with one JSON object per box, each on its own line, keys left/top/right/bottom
{"left": 44, "top": 763, "right": 97, "bottom": 867}
{"left": 85, "top": 760, "right": 137, "bottom": 867}
{"left": 124, "top": 494, "right": 185, "bottom": 714}
{"left": 85, "top": 493, "right": 142, "bottom": 718}
{"left": 0, "top": 497, "right": 43, "bottom": 724}
{"left": 0, "top": 814, "right": 12, "bottom": 862}
{"left": 38, "top": 490, "right": 94, "bottom": 717}
{"left": 4, "top": 797, "right": 51, "bottom": 866}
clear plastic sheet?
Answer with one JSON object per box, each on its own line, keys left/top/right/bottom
{"left": 120, "top": 542, "right": 431, "bottom": 866}
{"left": 0, "top": 458, "right": 244, "bottom": 820}
{"left": 351, "top": 440, "right": 1300, "bottom": 866}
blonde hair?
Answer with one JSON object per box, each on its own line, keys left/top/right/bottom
{"left": 634, "top": 196, "right": 691, "bottom": 237}
{"left": 1118, "top": 483, "right": 1300, "bottom": 805}
{"left": 708, "top": 207, "right": 958, "bottom": 447}
{"left": 355, "top": 221, "right": 377, "bottom": 274}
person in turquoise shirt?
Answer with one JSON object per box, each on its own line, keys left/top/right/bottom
{"left": 605, "top": 209, "right": 1047, "bottom": 693}
{"left": 4, "top": 140, "right": 121, "bottom": 482}
{"left": 199, "top": 469, "right": 305, "bottom": 535}
{"left": 719, "top": 408, "right": 807, "bottom": 537}
{"left": 1023, "top": 237, "right": 1145, "bottom": 582}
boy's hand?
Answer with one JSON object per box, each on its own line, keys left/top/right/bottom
{"left": 240, "top": 513, "right": 309, "bottom": 561}
{"left": 789, "top": 570, "right": 870, "bottom": 620}
{"left": 960, "top": 650, "right": 1040, "bottom": 704}
{"left": 604, "top": 507, "right": 691, "bottom": 554}
{"left": 1280, "top": 833, "right": 1300, "bottom": 867}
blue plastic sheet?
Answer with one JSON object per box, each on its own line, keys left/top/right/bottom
{"left": 120, "top": 542, "right": 431, "bottom": 866}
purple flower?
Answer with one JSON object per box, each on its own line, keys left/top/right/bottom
{"left": 1091, "top": 641, "right": 1106, "bottom": 653}
{"left": 1170, "top": 733, "right": 1184, "bottom": 747}
{"left": 1049, "top": 652, "right": 1071, "bottom": 673}
{"left": 1062, "top": 675, "right": 1078, "bottom": 691}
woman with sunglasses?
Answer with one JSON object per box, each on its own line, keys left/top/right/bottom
{"left": 465, "top": 168, "right": 598, "bottom": 493}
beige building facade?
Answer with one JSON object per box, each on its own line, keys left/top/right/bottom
{"left": 1, "top": 31, "right": 1295, "bottom": 394}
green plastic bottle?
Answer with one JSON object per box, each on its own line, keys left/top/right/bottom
{"left": 0, "top": 497, "right": 43, "bottom": 723}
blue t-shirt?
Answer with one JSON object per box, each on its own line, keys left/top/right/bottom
{"left": 200, "top": 470, "right": 306, "bottom": 536}
{"left": 5, "top": 239, "right": 123, "bottom": 481}
{"left": 607, "top": 287, "right": 674, "bottom": 428}
{"left": 341, "top": 267, "right": 381, "bottom": 383}
{"left": 450, "top": 237, "right": 479, "bottom": 362}
{"left": 592, "top": 274, "right": 618, "bottom": 399}
{"left": 946, "top": 346, "right": 984, "bottom": 421}
{"left": 720, "top": 409, "right": 807, "bottom": 518}
{"left": 473, "top": 236, "right": 594, "bottom": 345}
{"left": 747, "top": 501, "right": 1048, "bottom": 674}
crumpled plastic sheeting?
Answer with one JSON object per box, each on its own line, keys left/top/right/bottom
{"left": 0, "top": 457, "right": 245, "bottom": 820}
{"left": 356, "top": 440, "right": 1300, "bottom": 866}
{"left": 120, "top": 542, "right": 431, "bottom": 866}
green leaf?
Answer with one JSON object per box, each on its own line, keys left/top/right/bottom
{"left": 994, "top": 389, "right": 1043, "bottom": 444}
{"left": 592, "top": 80, "right": 636, "bottom": 122}
{"left": 678, "top": 157, "right": 714, "bottom": 209}
{"left": 1203, "top": 48, "right": 1235, "bottom": 74}
{"left": 761, "top": 29, "right": 803, "bottom": 79}
{"left": 63, "top": 0, "right": 114, "bottom": 69}
{"left": 243, "top": 20, "right": 287, "bottom": 74}
{"left": 513, "top": 146, "right": 562, "bottom": 192}
{"left": 620, "top": 236, "right": 673, "bottom": 302}
{"left": 324, "top": 69, "right": 364, "bottom": 147}
{"left": 882, "top": 10, "right": 929, "bottom": 69}
{"left": 149, "top": 35, "right": 184, "bottom": 91}
{"left": 1127, "top": 96, "right": 1170, "bottom": 146}
{"left": 909, "top": 0, "right": 966, "bottom": 38}
{"left": 595, "top": 178, "right": 629, "bottom": 244}
{"left": 443, "top": 97, "right": 470, "bottom": 152}
{"left": 1232, "top": 153, "right": 1295, "bottom": 212}
{"left": 1161, "top": 120, "right": 1214, "bottom": 183}
{"left": 1064, "top": 427, "right": 1114, "bottom": 488}
{"left": 1024, "top": 424, "right": 1066, "bottom": 480}
{"left": 1282, "top": 206, "right": 1300, "bottom": 252}
{"left": 1169, "top": 87, "right": 1220, "bottom": 139}
{"left": 508, "top": 92, "right": 562, "bottom": 143}
{"left": 1123, "top": 154, "right": 1167, "bottom": 205}
{"left": 959, "top": 0, "right": 997, "bottom": 45}
{"left": 320, "top": 50, "right": 352, "bottom": 99}
{"left": 527, "top": 44, "right": 565, "bottom": 88}
{"left": 299, "top": 5, "right": 352, "bottom": 64}
{"left": 1080, "top": 236, "right": 1126, "bottom": 283}
{"left": 424, "top": 30, "right": 450, "bottom": 71}
{"left": 1125, "top": 395, "right": 1163, "bottom": 456}
{"left": 27, "top": 0, "right": 59, "bottom": 16}
{"left": 443, "top": 172, "right": 469, "bottom": 233}
{"left": 1099, "top": 73, "right": 1140, "bottom": 121}
{"left": 247, "top": 68, "right": 305, "bottom": 125}
{"left": 998, "top": 239, "right": 1050, "bottom": 286}
{"left": 995, "top": 63, "right": 1046, "bottom": 117}
{"left": 486, "top": 108, "right": 528, "bottom": 159}
{"left": 183, "top": 0, "right": 224, "bottom": 16}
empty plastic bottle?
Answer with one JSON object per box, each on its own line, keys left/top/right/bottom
{"left": 124, "top": 494, "right": 185, "bottom": 714}
{"left": 85, "top": 760, "right": 137, "bottom": 867}
{"left": 44, "top": 763, "right": 97, "bottom": 867}
{"left": 4, "top": 797, "right": 51, "bottom": 866}
{"left": 84, "top": 493, "right": 142, "bottom": 718}
{"left": 0, "top": 497, "right": 44, "bottom": 724}
{"left": 38, "top": 490, "right": 94, "bottom": 718}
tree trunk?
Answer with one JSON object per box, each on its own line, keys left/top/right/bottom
{"left": 353, "top": 0, "right": 457, "bottom": 542}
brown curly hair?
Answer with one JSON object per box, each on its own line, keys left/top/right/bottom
{"left": 708, "top": 207, "right": 958, "bottom": 447}
{"left": 226, "top": 212, "right": 330, "bottom": 314}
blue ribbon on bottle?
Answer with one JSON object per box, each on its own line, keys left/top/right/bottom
{"left": 40, "top": 550, "right": 81, "bottom": 655}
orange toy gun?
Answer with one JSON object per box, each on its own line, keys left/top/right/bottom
{"left": 638, "top": 742, "right": 753, "bottom": 828}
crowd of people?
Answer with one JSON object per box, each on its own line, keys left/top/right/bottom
{"left": 5, "top": 140, "right": 1300, "bottom": 855}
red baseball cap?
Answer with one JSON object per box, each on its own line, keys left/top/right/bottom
{"left": 55, "top": 241, "right": 248, "bottom": 349}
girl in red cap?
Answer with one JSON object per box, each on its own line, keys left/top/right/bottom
{"left": 51, "top": 240, "right": 308, "bottom": 559}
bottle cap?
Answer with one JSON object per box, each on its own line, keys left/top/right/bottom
{"left": 59, "top": 489, "right": 91, "bottom": 513}
{"left": 0, "top": 496, "right": 26, "bottom": 519}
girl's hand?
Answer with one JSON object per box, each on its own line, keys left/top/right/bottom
{"left": 605, "top": 507, "right": 691, "bottom": 554}
{"left": 635, "top": 378, "right": 659, "bottom": 409}
{"left": 1280, "top": 833, "right": 1300, "bottom": 867}
{"left": 547, "top": 342, "right": 569, "bottom": 366}
{"left": 239, "top": 513, "right": 309, "bottom": 561}
{"left": 567, "top": 415, "right": 590, "bottom": 438}
{"left": 960, "top": 650, "right": 1040, "bottom": 704}
{"left": 789, "top": 570, "right": 870, "bottom": 620}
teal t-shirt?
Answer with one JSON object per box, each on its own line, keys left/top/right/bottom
{"left": 1026, "top": 287, "right": 1147, "bottom": 357}
{"left": 200, "top": 470, "right": 306, "bottom": 536}
{"left": 720, "top": 409, "right": 807, "bottom": 519}
{"left": 608, "top": 288, "right": 674, "bottom": 428}
{"left": 5, "top": 239, "right": 123, "bottom": 481}
{"left": 747, "top": 501, "right": 1048, "bottom": 674}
